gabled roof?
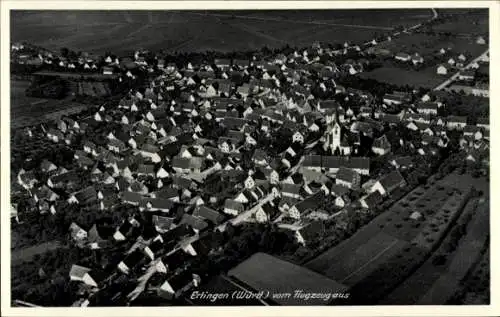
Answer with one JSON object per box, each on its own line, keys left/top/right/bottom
{"left": 179, "top": 214, "right": 208, "bottom": 231}
{"left": 224, "top": 199, "right": 244, "bottom": 212}
{"left": 361, "top": 190, "right": 383, "bottom": 208}
{"left": 193, "top": 206, "right": 225, "bottom": 224}
{"left": 447, "top": 115, "right": 467, "bottom": 123}
{"left": 293, "top": 191, "right": 324, "bottom": 214}
{"left": 372, "top": 134, "right": 391, "bottom": 150}
{"left": 378, "top": 170, "right": 406, "bottom": 193}
{"left": 69, "top": 264, "right": 91, "bottom": 279}
{"left": 335, "top": 167, "right": 360, "bottom": 184}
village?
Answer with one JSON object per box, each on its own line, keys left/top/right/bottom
{"left": 10, "top": 14, "right": 490, "bottom": 306}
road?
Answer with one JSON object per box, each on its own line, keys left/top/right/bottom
{"left": 362, "top": 8, "right": 438, "bottom": 47}
{"left": 433, "top": 49, "right": 490, "bottom": 90}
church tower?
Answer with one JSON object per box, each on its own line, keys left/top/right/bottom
{"left": 323, "top": 109, "right": 342, "bottom": 154}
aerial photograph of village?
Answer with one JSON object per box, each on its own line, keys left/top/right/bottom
{"left": 9, "top": 8, "right": 490, "bottom": 307}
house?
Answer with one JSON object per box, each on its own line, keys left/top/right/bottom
{"left": 40, "top": 160, "right": 57, "bottom": 173}
{"left": 68, "top": 186, "right": 98, "bottom": 205}
{"left": 33, "top": 185, "right": 59, "bottom": 203}
{"left": 141, "top": 198, "right": 175, "bottom": 213}
{"left": 223, "top": 199, "right": 245, "bottom": 216}
{"left": 335, "top": 167, "right": 361, "bottom": 189}
{"left": 152, "top": 215, "right": 175, "bottom": 233}
{"left": 69, "top": 265, "right": 104, "bottom": 288}
{"left": 193, "top": 205, "right": 225, "bottom": 225}
{"left": 395, "top": 52, "right": 411, "bottom": 62}
{"left": 118, "top": 249, "right": 144, "bottom": 274}
{"left": 303, "top": 155, "right": 370, "bottom": 176}
{"left": 360, "top": 190, "right": 383, "bottom": 209}
{"left": 390, "top": 156, "right": 414, "bottom": 170}
{"left": 417, "top": 102, "right": 438, "bottom": 115}
{"left": 371, "top": 135, "right": 391, "bottom": 156}
{"left": 69, "top": 222, "right": 87, "bottom": 242}
{"left": 292, "top": 131, "right": 305, "bottom": 144}
{"left": 139, "top": 144, "right": 161, "bottom": 163}
{"left": 476, "top": 36, "right": 486, "bottom": 45}
{"left": 458, "top": 69, "right": 475, "bottom": 81}
{"left": 436, "top": 64, "right": 449, "bottom": 75}
{"left": 158, "top": 272, "right": 201, "bottom": 300}
{"left": 476, "top": 117, "right": 489, "bottom": 130}
{"left": 369, "top": 171, "right": 407, "bottom": 196}
{"left": 288, "top": 192, "right": 324, "bottom": 219}
{"left": 464, "top": 125, "right": 483, "bottom": 140}
{"left": 103, "top": 66, "right": 114, "bottom": 75}
{"left": 255, "top": 202, "right": 280, "bottom": 223}
{"left": 446, "top": 116, "right": 467, "bottom": 130}
{"left": 383, "top": 93, "right": 406, "bottom": 105}
{"left": 179, "top": 213, "right": 209, "bottom": 233}
{"left": 214, "top": 58, "right": 231, "bottom": 70}
{"left": 172, "top": 157, "right": 203, "bottom": 174}
{"left": 281, "top": 183, "right": 303, "bottom": 200}
{"left": 411, "top": 54, "right": 424, "bottom": 65}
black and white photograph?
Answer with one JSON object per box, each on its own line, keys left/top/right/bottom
{"left": 1, "top": 1, "right": 496, "bottom": 314}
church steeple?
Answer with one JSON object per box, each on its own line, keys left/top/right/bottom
{"left": 323, "top": 108, "right": 342, "bottom": 154}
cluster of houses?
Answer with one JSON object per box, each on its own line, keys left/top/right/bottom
{"left": 12, "top": 39, "right": 490, "bottom": 306}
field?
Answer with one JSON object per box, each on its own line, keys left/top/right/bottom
{"left": 11, "top": 10, "right": 433, "bottom": 55}
{"left": 228, "top": 252, "right": 348, "bottom": 305}
{"left": 433, "top": 9, "right": 488, "bottom": 36}
{"left": 11, "top": 80, "right": 91, "bottom": 128}
{"left": 379, "top": 196, "right": 485, "bottom": 304}
{"left": 377, "top": 33, "right": 486, "bottom": 58}
{"left": 11, "top": 241, "right": 64, "bottom": 265}
{"left": 306, "top": 173, "right": 485, "bottom": 304}
{"left": 359, "top": 67, "right": 444, "bottom": 89}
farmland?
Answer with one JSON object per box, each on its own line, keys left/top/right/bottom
{"left": 380, "top": 195, "right": 487, "bottom": 304}
{"left": 359, "top": 67, "right": 443, "bottom": 89}
{"left": 11, "top": 10, "right": 433, "bottom": 55}
{"left": 228, "top": 252, "right": 348, "bottom": 305}
{"left": 306, "top": 173, "right": 484, "bottom": 304}
{"left": 432, "top": 9, "right": 488, "bottom": 36}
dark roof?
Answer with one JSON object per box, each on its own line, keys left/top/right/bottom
{"left": 447, "top": 115, "right": 467, "bottom": 123}
{"left": 362, "top": 190, "right": 383, "bottom": 208}
{"left": 335, "top": 167, "right": 360, "bottom": 184}
{"left": 122, "top": 249, "right": 144, "bottom": 269}
{"left": 224, "top": 199, "right": 244, "bottom": 212}
{"left": 74, "top": 186, "right": 97, "bottom": 203}
{"left": 303, "top": 155, "right": 370, "bottom": 170}
{"left": 165, "top": 271, "right": 195, "bottom": 291}
{"left": 162, "top": 249, "right": 192, "bottom": 271}
{"left": 179, "top": 214, "right": 209, "bottom": 231}
{"left": 391, "top": 156, "right": 413, "bottom": 167}
{"left": 294, "top": 191, "right": 323, "bottom": 213}
{"left": 379, "top": 171, "right": 406, "bottom": 193}
{"left": 193, "top": 206, "right": 225, "bottom": 224}
{"left": 153, "top": 215, "right": 175, "bottom": 231}
{"left": 372, "top": 135, "right": 391, "bottom": 150}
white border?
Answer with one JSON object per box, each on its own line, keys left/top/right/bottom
{"left": 1, "top": 1, "right": 498, "bottom": 317}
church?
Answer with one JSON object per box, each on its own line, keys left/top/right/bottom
{"left": 322, "top": 110, "right": 352, "bottom": 155}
